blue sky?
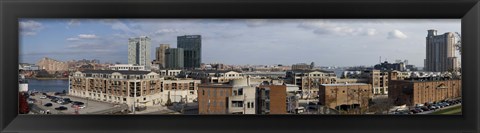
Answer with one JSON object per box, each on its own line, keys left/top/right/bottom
{"left": 19, "top": 19, "right": 461, "bottom": 67}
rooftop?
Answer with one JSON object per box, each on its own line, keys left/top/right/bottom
{"left": 321, "top": 83, "right": 369, "bottom": 86}
{"left": 79, "top": 70, "right": 153, "bottom": 75}
{"left": 288, "top": 69, "right": 334, "bottom": 73}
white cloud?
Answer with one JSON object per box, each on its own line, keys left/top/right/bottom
{"left": 66, "top": 19, "right": 81, "bottom": 29}
{"left": 66, "top": 34, "right": 99, "bottom": 41}
{"left": 66, "top": 38, "right": 80, "bottom": 41}
{"left": 245, "top": 19, "right": 268, "bottom": 27}
{"left": 387, "top": 29, "right": 408, "bottom": 39}
{"left": 298, "top": 20, "right": 377, "bottom": 36}
{"left": 154, "top": 29, "right": 181, "bottom": 35}
{"left": 78, "top": 34, "right": 98, "bottom": 39}
{"left": 20, "top": 20, "right": 43, "bottom": 36}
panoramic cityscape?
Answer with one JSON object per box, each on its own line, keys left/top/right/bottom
{"left": 18, "top": 19, "right": 462, "bottom": 115}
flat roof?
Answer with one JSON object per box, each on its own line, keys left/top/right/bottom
{"left": 321, "top": 83, "right": 369, "bottom": 86}
{"left": 80, "top": 70, "right": 153, "bottom": 75}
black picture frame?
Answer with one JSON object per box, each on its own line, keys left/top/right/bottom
{"left": 1, "top": 0, "right": 479, "bottom": 133}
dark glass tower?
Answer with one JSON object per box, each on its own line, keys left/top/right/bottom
{"left": 177, "top": 35, "right": 201, "bottom": 69}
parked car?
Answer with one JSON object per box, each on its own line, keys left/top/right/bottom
{"left": 40, "top": 95, "right": 47, "bottom": 99}
{"left": 414, "top": 108, "right": 423, "bottom": 112}
{"left": 71, "top": 101, "right": 86, "bottom": 109}
{"left": 44, "top": 103, "right": 53, "bottom": 107}
{"left": 410, "top": 109, "right": 420, "bottom": 114}
{"left": 428, "top": 105, "right": 438, "bottom": 110}
{"left": 420, "top": 106, "right": 430, "bottom": 111}
{"left": 55, "top": 106, "right": 68, "bottom": 110}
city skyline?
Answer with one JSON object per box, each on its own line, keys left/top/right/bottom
{"left": 20, "top": 19, "right": 461, "bottom": 67}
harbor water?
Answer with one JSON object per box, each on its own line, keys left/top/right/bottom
{"left": 27, "top": 79, "right": 69, "bottom": 93}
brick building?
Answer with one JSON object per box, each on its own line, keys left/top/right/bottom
{"left": 388, "top": 77, "right": 461, "bottom": 106}
{"left": 318, "top": 83, "right": 372, "bottom": 111}
{"left": 197, "top": 79, "right": 256, "bottom": 114}
{"left": 257, "top": 85, "right": 287, "bottom": 114}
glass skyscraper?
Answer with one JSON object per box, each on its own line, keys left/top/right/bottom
{"left": 177, "top": 35, "right": 201, "bottom": 69}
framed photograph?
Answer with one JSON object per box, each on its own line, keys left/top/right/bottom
{"left": 1, "top": 0, "right": 479, "bottom": 133}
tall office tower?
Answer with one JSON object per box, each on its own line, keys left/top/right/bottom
{"left": 128, "top": 36, "right": 151, "bottom": 70}
{"left": 155, "top": 44, "right": 170, "bottom": 69}
{"left": 425, "top": 29, "right": 457, "bottom": 72}
{"left": 165, "top": 48, "right": 184, "bottom": 69}
{"left": 177, "top": 35, "right": 201, "bottom": 69}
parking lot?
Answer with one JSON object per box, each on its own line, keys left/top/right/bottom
{"left": 29, "top": 92, "right": 127, "bottom": 114}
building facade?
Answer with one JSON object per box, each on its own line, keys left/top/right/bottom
{"left": 425, "top": 30, "right": 458, "bottom": 72}
{"left": 197, "top": 79, "right": 256, "bottom": 114}
{"left": 179, "top": 70, "right": 245, "bottom": 84}
{"left": 108, "top": 64, "right": 146, "bottom": 71}
{"left": 285, "top": 70, "right": 337, "bottom": 99}
{"left": 154, "top": 44, "right": 170, "bottom": 69}
{"left": 257, "top": 85, "right": 287, "bottom": 114}
{"left": 68, "top": 70, "right": 200, "bottom": 109}
{"left": 177, "top": 35, "right": 202, "bottom": 69}
{"left": 318, "top": 83, "right": 373, "bottom": 111}
{"left": 388, "top": 77, "right": 461, "bottom": 106}
{"left": 165, "top": 48, "right": 184, "bottom": 69}
{"left": 37, "top": 57, "right": 68, "bottom": 73}
{"left": 128, "top": 36, "right": 151, "bottom": 70}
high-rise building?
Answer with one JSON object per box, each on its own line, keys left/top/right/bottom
{"left": 165, "top": 48, "right": 184, "bottom": 69}
{"left": 128, "top": 36, "right": 151, "bottom": 70}
{"left": 425, "top": 29, "right": 458, "bottom": 72}
{"left": 154, "top": 44, "right": 170, "bottom": 68}
{"left": 177, "top": 35, "right": 201, "bottom": 69}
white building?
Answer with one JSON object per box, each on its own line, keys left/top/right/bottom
{"left": 128, "top": 36, "right": 151, "bottom": 70}
{"left": 227, "top": 79, "right": 256, "bottom": 114}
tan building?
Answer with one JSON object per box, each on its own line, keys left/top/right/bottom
{"left": 68, "top": 70, "right": 200, "bottom": 109}
{"left": 197, "top": 79, "right": 256, "bottom": 114}
{"left": 318, "top": 83, "right": 372, "bottom": 111}
{"left": 257, "top": 85, "right": 287, "bottom": 114}
{"left": 37, "top": 57, "right": 68, "bottom": 73}
{"left": 285, "top": 70, "right": 337, "bottom": 99}
{"left": 154, "top": 44, "right": 170, "bottom": 69}
{"left": 388, "top": 77, "right": 461, "bottom": 106}
{"left": 425, "top": 30, "right": 459, "bottom": 72}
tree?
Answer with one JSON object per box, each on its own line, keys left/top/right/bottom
{"left": 19, "top": 93, "right": 30, "bottom": 114}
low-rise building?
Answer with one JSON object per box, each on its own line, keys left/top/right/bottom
{"left": 318, "top": 83, "right": 373, "bottom": 111}
{"left": 256, "top": 85, "right": 287, "bottom": 114}
{"left": 108, "top": 64, "right": 146, "bottom": 71}
{"left": 388, "top": 77, "right": 461, "bottom": 106}
{"left": 68, "top": 70, "right": 200, "bottom": 110}
{"left": 285, "top": 70, "right": 337, "bottom": 99}
{"left": 180, "top": 70, "right": 245, "bottom": 84}
{"left": 197, "top": 79, "right": 255, "bottom": 114}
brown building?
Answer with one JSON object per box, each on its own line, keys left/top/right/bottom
{"left": 318, "top": 83, "right": 372, "bottom": 111}
{"left": 197, "top": 84, "right": 231, "bottom": 114}
{"left": 257, "top": 85, "right": 287, "bottom": 114}
{"left": 154, "top": 44, "right": 170, "bottom": 68}
{"left": 388, "top": 77, "right": 461, "bottom": 106}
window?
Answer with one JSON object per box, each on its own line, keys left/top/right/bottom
{"left": 202, "top": 90, "right": 205, "bottom": 95}
{"left": 231, "top": 101, "right": 243, "bottom": 107}
{"left": 238, "top": 89, "right": 243, "bottom": 95}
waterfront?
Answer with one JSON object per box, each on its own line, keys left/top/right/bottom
{"left": 27, "top": 79, "right": 68, "bottom": 92}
